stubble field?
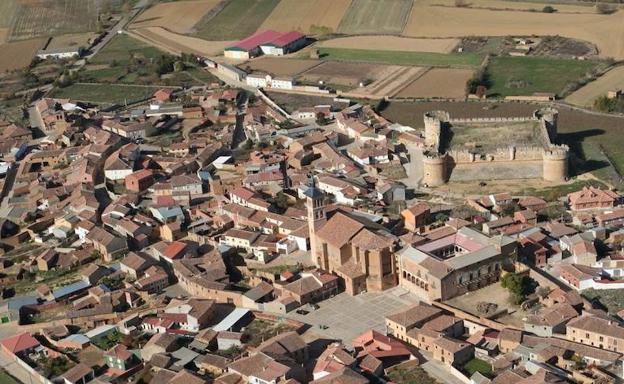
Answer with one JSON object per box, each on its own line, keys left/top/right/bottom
{"left": 395, "top": 68, "right": 474, "bottom": 99}
{"left": 132, "top": 27, "right": 231, "bottom": 56}
{"left": 320, "top": 36, "right": 459, "bottom": 53}
{"left": 403, "top": 4, "right": 624, "bottom": 59}
{"left": 338, "top": 0, "right": 413, "bottom": 35}
{"left": 0, "top": 38, "right": 45, "bottom": 72}
{"left": 259, "top": 0, "right": 352, "bottom": 34}
{"left": 566, "top": 65, "right": 624, "bottom": 107}
{"left": 130, "top": 0, "right": 220, "bottom": 34}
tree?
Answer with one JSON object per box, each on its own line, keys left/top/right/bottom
{"left": 273, "top": 192, "right": 289, "bottom": 210}
{"left": 542, "top": 5, "right": 556, "bottom": 13}
{"left": 501, "top": 272, "right": 534, "bottom": 305}
{"left": 536, "top": 286, "right": 551, "bottom": 299}
{"left": 173, "top": 61, "right": 185, "bottom": 72}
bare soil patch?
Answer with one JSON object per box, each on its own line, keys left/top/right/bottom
{"left": 320, "top": 36, "right": 459, "bottom": 53}
{"left": 244, "top": 57, "right": 320, "bottom": 77}
{"left": 396, "top": 68, "right": 474, "bottom": 99}
{"left": 298, "top": 61, "right": 391, "bottom": 88}
{"left": 131, "top": 0, "right": 220, "bottom": 34}
{"left": 259, "top": 0, "right": 351, "bottom": 34}
{"left": 403, "top": 4, "right": 624, "bottom": 59}
{"left": 0, "top": 38, "right": 45, "bottom": 71}
{"left": 566, "top": 65, "right": 624, "bottom": 107}
{"left": 46, "top": 32, "right": 98, "bottom": 50}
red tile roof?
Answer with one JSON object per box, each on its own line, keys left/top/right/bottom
{"left": 162, "top": 241, "right": 186, "bottom": 260}
{"left": 227, "top": 30, "right": 282, "bottom": 51}
{"left": 1, "top": 333, "right": 40, "bottom": 354}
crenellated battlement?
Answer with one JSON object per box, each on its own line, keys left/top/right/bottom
{"left": 419, "top": 108, "right": 568, "bottom": 184}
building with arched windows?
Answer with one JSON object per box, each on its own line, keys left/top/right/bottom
{"left": 397, "top": 226, "right": 517, "bottom": 302}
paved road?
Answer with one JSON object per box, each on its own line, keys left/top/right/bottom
{"left": 401, "top": 143, "right": 424, "bottom": 189}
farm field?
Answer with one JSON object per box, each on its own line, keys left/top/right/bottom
{"left": 356, "top": 66, "right": 426, "bottom": 98}
{"left": 0, "top": 38, "right": 46, "bottom": 72}
{"left": 320, "top": 36, "right": 460, "bottom": 54}
{"left": 403, "top": 3, "right": 624, "bottom": 59}
{"left": 0, "top": 1, "right": 18, "bottom": 28}
{"left": 130, "top": 0, "right": 220, "bottom": 34}
{"left": 8, "top": 0, "right": 100, "bottom": 41}
{"left": 486, "top": 56, "right": 605, "bottom": 97}
{"left": 298, "top": 61, "right": 393, "bottom": 89}
{"left": 380, "top": 100, "right": 624, "bottom": 186}
{"left": 265, "top": 91, "right": 348, "bottom": 113}
{"left": 259, "top": 0, "right": 352, "bottom": 34}
{"left": 194, "top": 0, "right": 280, "bottom": 41}
{"left": 421, "top": 0, "right": 596, "bottom": 13}
{"left": 316, "top": 47, "right": 482, "bottom": 67}
{"left": 89, "top": 34, "right": 164, "bottom": 66}
{"left": 566, "top": 65, "right": 624, "bottom": 107}
{"left": 244, "top": 57, "right": 320, "bottom": 77}
{"left": 46, "top": 33, "right": 98, "bottom": 50}
{"left": 132, "top": 27, "right": 230, "bottom": 56}
{"left": 49, "top": 83, "right": 166, "bottom": 105}
{"left": 338, "top": 0, "right": 413, "bottom": 35}
{"left": 395, "top": 68, "right": 474, "bottom": 99}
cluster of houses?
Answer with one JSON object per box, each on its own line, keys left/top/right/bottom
{"left": 4, "top": 66, "right": 624, "bottom": 384}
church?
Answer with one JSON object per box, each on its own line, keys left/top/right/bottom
{"left": 305, "top": 178, "right": 398, "bottom": 295}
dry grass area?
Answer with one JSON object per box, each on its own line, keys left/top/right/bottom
{"left": 424, "top": 0, "right": 596, "bottom": 13}
{"left": 132, "top": 27, "right": 230, "bottom": 56}
{"left": 46, "top": 32, "right": 97, "bottom": 50}
{"left": 259, "top": 0, "right": 352, "bottom": 34}
{"left": 131, "top": 0, "right": 220, "bottom": 34}
{"left": 0, "top": 29, "right": 8, "bottom": 44}
{"left": 566, "top": 65, "right": 624, "bottom": 107}
{"left": 403, "top": 4, "right": 624, "bottom": 59}
{"left": 396, "top": 68, "right": 474, "bottom": 98}
{"left": 0, "top": 38, "right": 45, "bottom": 71}
{"left": 244, "top": 57, "right": 320, "bottom": 77}
{"left": 298, "top": 61, "right": 391, "bottom": 88}
{"left": 320, "top": 36, "right": 459, "bottom": 53}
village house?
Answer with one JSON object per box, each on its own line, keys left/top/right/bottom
{"left": 401, "top": 202, "right": 431, "bottom": 232}
{"left": 568, "top": 187, "right": 620, "bottom": 211}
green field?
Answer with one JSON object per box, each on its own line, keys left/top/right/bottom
{"left": 194, "top": 0, "right": 280, "bottom": 41}
{"left": 49, "top": 83, "right": 166, "bottom": 105}
{"left": 89, "top": 34, "right": 164, "bottom": 66}
{"left": 337, "top": 0, "right": 413, "bottom": 35}
{"left": 0, "top": 370, "right": 20, "bottom": 384}
{"left": 462, "top": 358, "right": 493, "bottom": 377}
{"left": 486, "top": 56, "right": 605, "bottom": 97}
{"left": 316, "top": 47, "right": 483, "bottom": 67}
{"left": 0, "top": 0, "right": 17, "bottom": 28}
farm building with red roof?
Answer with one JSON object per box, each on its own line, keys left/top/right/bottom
{"left": 224, "top": 30, "right": 306, "bottom": 60}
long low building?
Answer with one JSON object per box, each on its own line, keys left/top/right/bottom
{"left": 224, "top": 30, "right": 306, "bottom": 60}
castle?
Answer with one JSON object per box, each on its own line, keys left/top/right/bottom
{"left": 421, "top": 108, "right": 569, "bottom": 186}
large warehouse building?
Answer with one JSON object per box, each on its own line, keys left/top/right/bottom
{"left": 224, "top": 30, "right": 306, "bottom": 60}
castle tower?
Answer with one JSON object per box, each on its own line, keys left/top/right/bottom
{"left": 304, "top": 176, "right": 327, "bottom": 267}
{"left": 424, "top": 111, "right": 446, "bottom": 149}
{"left": 535, "top": 107, "right": 559, "bottom": 142}
{"left": 422, "top": 154, "right": 446, "bottom": 187}
{"left": 543, "top": 146, "right": 569, "bottom": 182}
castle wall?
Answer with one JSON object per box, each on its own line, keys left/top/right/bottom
{"left": 448, "top": 160, "right": 543, "bottom": 181}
